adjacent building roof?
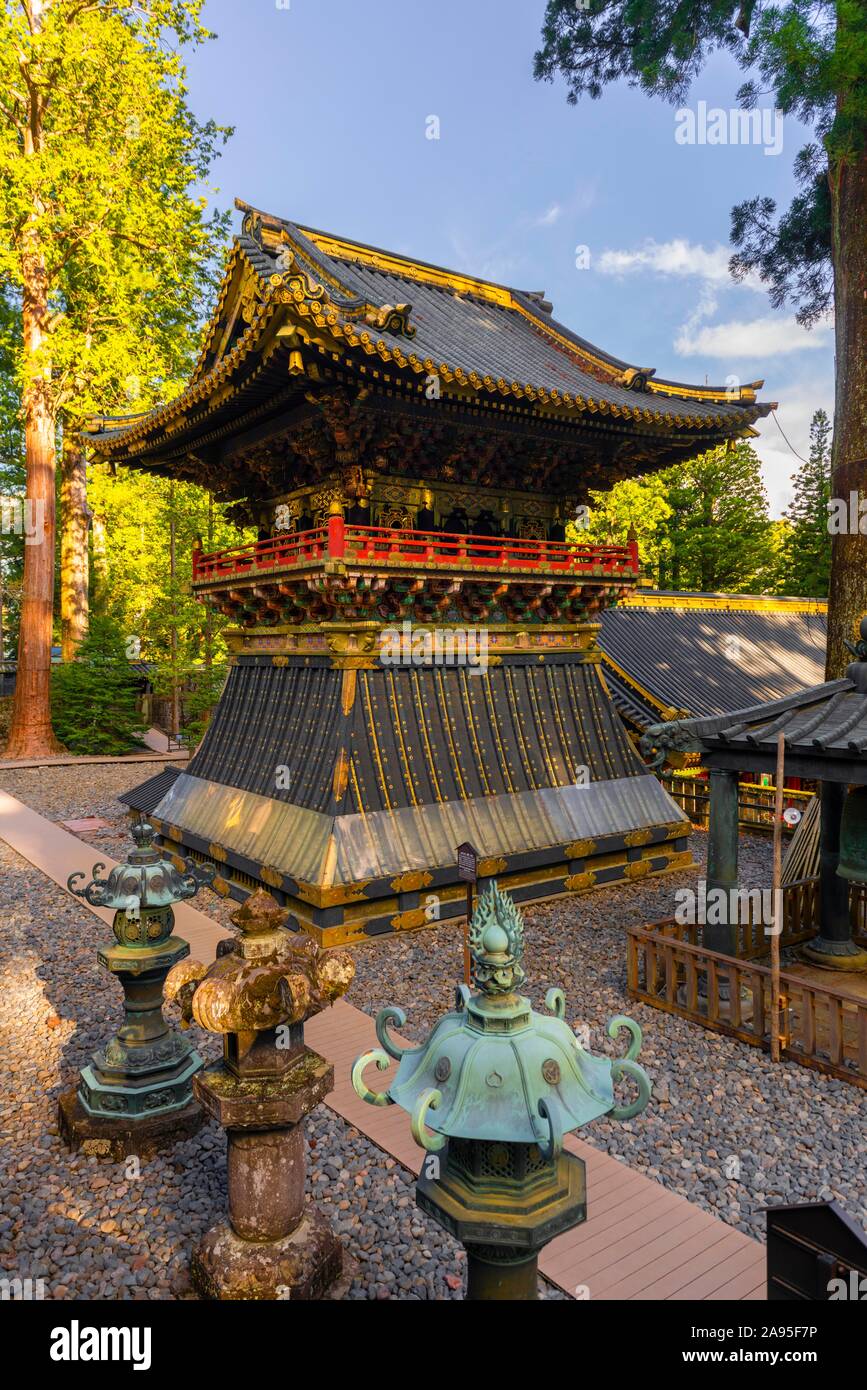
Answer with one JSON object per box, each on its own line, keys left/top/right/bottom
{"left": 638, "top": 619, "right": 867, "bottom": 784}
{"left": 122, "top": 766, "right": 182, "bottom": 815}
{"left": 83, "top": 201, "right": 774, "bottom": 483}
{"left": 600, "top": 591, "right": 828, "bottom": 731}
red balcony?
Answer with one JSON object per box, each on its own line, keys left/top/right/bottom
{"left": 192, "top": 520, "right": 639, "bottom": 586}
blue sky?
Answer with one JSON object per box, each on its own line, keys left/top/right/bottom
{"left": 186, "top": 0, "right": 835, "bottom": 516}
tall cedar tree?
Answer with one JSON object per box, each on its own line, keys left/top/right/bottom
{"left": 778, "top": 409, "right": 833, "bottom": 597}
{"left": 582, "top": 443, "right": 776, "bottom": 592}
{"left": 661, "top": 445, "right": 776, "bottom": 592}
{"left": 0, "top": 291, "right": 24, "bottom": 658}
{"left": 51, "top": 607, "right": 145, "bottom": 755}
{"left": 535, "top": 1, "right": 867, "bottom": 674}
{"left": 0, "top": 0, "right": 228, "bottom": 756}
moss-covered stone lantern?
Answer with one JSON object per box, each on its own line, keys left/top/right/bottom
{"left": 352, "top": 881, "right": 652, "bottom": 1299}
{"left": 164, "top": 890, "right": 355, "bottom": 1300}
{"left": 58, "top": 819, "right": 216, "bottom": 1159}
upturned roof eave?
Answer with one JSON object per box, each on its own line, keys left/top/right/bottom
{"left": 641, "top": 679, "right": 858, "bottom": 760}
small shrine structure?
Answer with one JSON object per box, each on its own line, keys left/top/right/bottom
{"left": 631, "top": 624, "right": 867, "bottom": 1089}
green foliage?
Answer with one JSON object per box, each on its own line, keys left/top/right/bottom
{"left": 86, "top": 466, "right": 250, "bottom": 667}
{"left": 730, "top": 148, "right": 833, "bottom": 327}
{"left": 151, "top": 658, "right": 227, "bottom": 747}
{"left": 178, "top": 661, "right": 227, "bottom": 745}
{"left": 582, "top": 442, "right": 776, "bottom": 593}
{"left": 85, "top": 465, "right": 249, "bottom": 738}
{"left": 776, "top": 408, "right": 833, "bottom": 596}
{"left": 0, "top": 0, "right": 232, "bottom": 423}
{"left": 51, "top": 608, "right": 145, "bottom": 754}
{"left": 662, "top": 444, "right": 776, "bottom": 592}
{"left": 0, "top": 1, "right": 232, "bottom": 748}
{"left": 534, "top": 1, "right": 867, "bottom": 323}
{"left": 572, "top": 472, "right": 673, "bottom": 580}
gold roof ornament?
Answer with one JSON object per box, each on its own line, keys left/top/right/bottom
{"left": 615, "top": 366, "right": 656, "bottom": 392}
{"left": 364, "top": 303, "right": 416, "bottom": 338}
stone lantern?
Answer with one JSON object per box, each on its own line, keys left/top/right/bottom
{"left": 164, "top": 890, "right": 355, "bottom": 1300}
{"left": 59, "top": 819, "right": 215, "bottom": 1159}
{"left": 352, "top": 881, "right": 651, "bottom": 1299}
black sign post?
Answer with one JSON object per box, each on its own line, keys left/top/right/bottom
{"left": 456, "top": 841, "right": 478, "bottom": 986}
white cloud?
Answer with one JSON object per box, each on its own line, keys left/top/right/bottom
{"left": 537, "top": 204, "right": 561, "bottom": 227}
{"left": 675, "top": 314, "right": 831, "bottom": 359}
{"left": 597, "top": 238, "right": 740, "bottom": 284}
{"left": 597, "top": 237, "right": 831, "bottom": 365}
{"left": 677, "top": 281, "right": 720, "bottom": 343}
{"left": 586, "top": 245, "right": 834, "bottom": 519}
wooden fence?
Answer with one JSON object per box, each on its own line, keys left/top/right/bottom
{"left": 662, "top": 773, "right": 814, "bottom": 835}
{"left": 626, "top": 917, "right": 867, "bottom": 1089}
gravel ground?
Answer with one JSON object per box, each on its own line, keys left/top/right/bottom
{"left": 0, "top": 762, "right": 184, "bottom": 833}
{"left": 0, "top": 771, "right": 560, "bottom": 1300}
{"left": 1, "top": 764, "right": 865, "bottom": 1300}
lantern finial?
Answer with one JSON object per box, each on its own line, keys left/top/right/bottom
{"left": 468, "top": 880, "right": 525, "bottom": 995}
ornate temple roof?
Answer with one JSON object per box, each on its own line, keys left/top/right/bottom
{"left": 600, "top": 591, "right": 828, "bottom": 731}
{"left": 83, "top": 201, "right": 775, "bottom": 490}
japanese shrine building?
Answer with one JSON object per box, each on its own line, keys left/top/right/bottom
{"left": 87, "top": 202, "right": 774, "bottom": 946}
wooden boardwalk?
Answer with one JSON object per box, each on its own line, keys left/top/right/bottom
{"left": 0, "top": 789, "right": 766, "bottom": 1300}
{"left": 0, "top": 791, "right": 228, "bottom": 947}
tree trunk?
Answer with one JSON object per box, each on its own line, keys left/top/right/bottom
{"left": 5, "top": 0, "right": 62, "bottom": 757}
{"left": 5, "top": 269, "right": 62, "bottom": 755}
{"left": 826, "top": 144, "right": 867, "bottom": 678}
{"left": 60, "top": 442, "right": 89, "bottom": 660}
{"left": 5, "top": 390, "right": 62, "bottom": 757}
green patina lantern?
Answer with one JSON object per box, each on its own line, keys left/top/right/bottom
{"left": 59, "top": 820, "right": 216, "bottom": 1156}
{"left": 352, "top": 881, "right": 652, "bottom": 1299}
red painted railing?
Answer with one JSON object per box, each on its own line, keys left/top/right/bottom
{"left": 193, "top": 528, "right": 330, "bottom": 580}
{"left": 192, "top": 519, "right": 639, "bottom": 583}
